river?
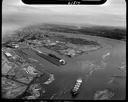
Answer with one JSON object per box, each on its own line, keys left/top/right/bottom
{"left": 23, "top": 34, "right": 126, "bottom": 100}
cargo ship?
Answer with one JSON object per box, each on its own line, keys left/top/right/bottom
{"left": 32, "top": 48, "right": 66, "bottom": 66}
{"left": 71, "top": 78, "right": 83, "bottom": 97}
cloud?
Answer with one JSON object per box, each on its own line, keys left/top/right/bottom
{"left": 2, "top": 0, "right": 126, "bottom": 28}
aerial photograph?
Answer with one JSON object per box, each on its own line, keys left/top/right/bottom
{"left": 2, "top": 0, "right": 126, "bottom": 100}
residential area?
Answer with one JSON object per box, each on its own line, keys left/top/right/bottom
{"left": 2, "top": 47, "right": 52, "bottom": 99}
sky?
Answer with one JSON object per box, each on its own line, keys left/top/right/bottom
{"left": 2, "top": 0, "right": 126, "bottom": 37}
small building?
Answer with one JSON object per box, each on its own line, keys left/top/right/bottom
{"left": 65, "top": 49, "right": 76, "bottom": 57}
{"left": 5, "top": 52, "right": 12, "bottom": 57}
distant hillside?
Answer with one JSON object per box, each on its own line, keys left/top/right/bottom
{"left": 78, "top": 26, "right": 126, "bottom": 41}
{"left": 2, "top": 24, "right": 126, "bottom": 43}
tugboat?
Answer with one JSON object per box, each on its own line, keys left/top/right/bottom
{"left": 71, "top": 78, "right": 83, "bottom": 97}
